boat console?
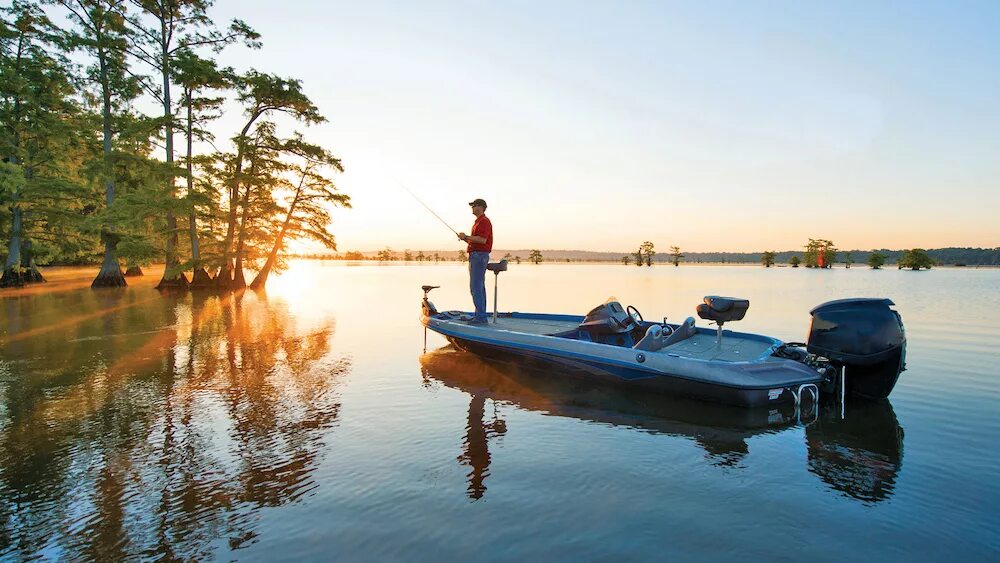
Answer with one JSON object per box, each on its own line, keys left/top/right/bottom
{"left": 578, "top": 301, "right": 642, "bottom": 346}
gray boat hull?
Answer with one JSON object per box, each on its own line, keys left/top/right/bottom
{"left": 424, "top": 311, "right": 824, "bottom": 407}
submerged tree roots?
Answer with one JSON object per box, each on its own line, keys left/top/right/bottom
{"left": 0, "top": 267, "right": 46, "bottom": 288}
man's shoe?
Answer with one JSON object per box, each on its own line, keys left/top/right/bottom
{"left": 466, "top": 317, "right": 489, "bottom": 325}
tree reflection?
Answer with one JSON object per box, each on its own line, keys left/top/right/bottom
{"left": 0, "top": 288, "right": 348, "bottom": 559}
{"left": 420, "top": 346, "right": 903, "bottom": 503}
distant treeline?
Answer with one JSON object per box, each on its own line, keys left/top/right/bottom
{"left": 680, "top": 248, "right": 1000, "bottom": 266}
{"left": 291, "top": 246, "right": 1000, "bottom": 266}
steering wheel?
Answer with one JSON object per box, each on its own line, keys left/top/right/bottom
{"left": 626, "top": 305, "right": 643, "bottom": 324}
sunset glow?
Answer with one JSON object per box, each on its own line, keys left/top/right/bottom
{"left": 203, "top": 0, "right": 999, "bottom": 253}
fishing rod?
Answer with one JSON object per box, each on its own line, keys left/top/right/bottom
{"left": 400, "top": 182, "right": 460, "bottom": 236}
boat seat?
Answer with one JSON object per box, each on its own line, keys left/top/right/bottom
{"left": 486, "top": 260, "right": 508, "bottom": 273}
{"left": 697, "top": 296, "right": 749, "bottom": 324}
{"left": 633, "top": 317, "right": 697, "bottom": 351}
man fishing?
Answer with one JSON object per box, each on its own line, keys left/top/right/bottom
{"left": 457, "top": 198, "right": 493, "bottom": 324}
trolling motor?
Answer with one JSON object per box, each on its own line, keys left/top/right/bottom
{"left": 421, "top": 285, "right": 440, "bottom": 352}
{"left": 486, "top": 260, "right": 508, "bottom": 323}
{"left": 421, "top": 285, "right": 439, "bottom": 317}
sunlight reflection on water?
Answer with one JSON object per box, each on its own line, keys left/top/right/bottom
{"left": 1, "top": 262, "right": 998, "bottom": 560}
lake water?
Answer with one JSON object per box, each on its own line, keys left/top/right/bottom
{"left": 1, "top": 262, "right": 999, "bottom": 560}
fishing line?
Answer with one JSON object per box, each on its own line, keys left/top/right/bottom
{"left": 398, "top": 181, "right": 460, "bottom": 236}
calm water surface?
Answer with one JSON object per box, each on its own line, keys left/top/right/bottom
{"left": 1, "top": 262, "right": 999, "bottom": 560}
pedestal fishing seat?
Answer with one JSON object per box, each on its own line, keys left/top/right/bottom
{"left": 486, "top": 260, "right": 508, "bottom": 323}
{"left": 696, "top": 296, "right": 750, "bottom": 345}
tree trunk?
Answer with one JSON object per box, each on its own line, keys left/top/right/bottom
{"left": 156, "top": 31, "right": 186, "bottom": 291}
{"left": 2, "top": 38, "right": 26, "bottom": 289}
{"left": 1, "top": 206, "right": 24, "bottom": 287}
{"left": 249, "top": 214, "right": 290, "bottom": 290}
{"left": 231, "top": 198, "right": 249, "bottom": 289}
{"left": 190, "top": 266, "right": 214, "bottom": 288}
{"left": 91, "top": 44, "right": 126, "bottom": 289}
{"left": 217, "top": 112, "right": 262, "bottom": 289}
{"left": 231, "top": 159, "right": 256, "bottom": 290}
{"left": 20, "top": 239, "right": 44, "bottom": 283}
{"left": 232, "top": 264, "right": 246, "bottom": 289}
{"left": 124, "top": 266, "right": 144, "bottom": 277}
{"left": 249, "top": 175, "right": 304, "bottom": 290}
{"left": 185, "top": 87, "right": 213, "bottom": 288}
{"left": 92, "top": 234, "right": 126, "bottom": 288}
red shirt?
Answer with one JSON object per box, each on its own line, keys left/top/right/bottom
{"left": 468, "top": 214, "right": 493, "bottom": 253}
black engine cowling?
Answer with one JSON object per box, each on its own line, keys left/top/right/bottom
{"left": 807, "top": 298, "right": 906, "bottom": 400}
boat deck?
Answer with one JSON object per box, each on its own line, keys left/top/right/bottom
{"left": 440, "top": 315, "right": 776, "bottom": 362}
{"left": 488, "top": 316, "right": 578, "bottom": 335}
{"left": 660, "top": 333, "right": 774, "bottom": 362}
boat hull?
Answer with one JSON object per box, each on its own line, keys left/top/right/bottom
{"left": 425, "top": 312, "right": 824, "bottom": 407}
{"left": 448, "top": 336, "right": 799, "bottom": 407}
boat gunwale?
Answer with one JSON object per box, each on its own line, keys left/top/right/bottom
{"left": 428, "top": 311, "right": 785, "bottom": 364}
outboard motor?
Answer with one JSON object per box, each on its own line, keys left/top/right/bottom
{"left": 807, "top": 298, "right": 906, "bottom": 400}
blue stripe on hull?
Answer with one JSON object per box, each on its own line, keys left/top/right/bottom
{"left": 446, "top": 335, "right": 790, "bottom": 407}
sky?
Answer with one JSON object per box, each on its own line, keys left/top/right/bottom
{"left": 202, "top": 0, "right": 1000, "bottom": 253}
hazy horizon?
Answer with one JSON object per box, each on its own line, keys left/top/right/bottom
{"left": 200, "top": 0, "right": 998, "bottom": 253}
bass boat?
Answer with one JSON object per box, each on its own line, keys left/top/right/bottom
{"left": 420, "top": 260, "right": 906, "bottom": 408}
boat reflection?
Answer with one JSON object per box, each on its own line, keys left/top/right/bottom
{"left": 420, "top": 346, "right": 903, "bottom": 504}
{"left": 0, "top": 289, "right": 348, "bottom": 560}
{"left": 806, "top": 400, "right": 904, "bottom": 504}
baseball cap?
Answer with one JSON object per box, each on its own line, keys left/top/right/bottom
{"left": 468, "top": 198, "right": 487, "bottom": 208}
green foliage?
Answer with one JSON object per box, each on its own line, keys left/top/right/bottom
{"left": 0, "top": 162, "right": 26, "bottom": 197}
{"left": 640, "top": 241, "right": 655, "bottom": 266}
{"left": 789, "top": 255, "right": 801, "bottom": 268}
{"left": 761, "top": 251, "right": 775, "bottom": 268}
{"left": 669, "top": 245, "right": 683, "bottom": 267}
{"left": 899, "top": 248, "right": 934, "bottom": 270}
{"left": 529, "top": 249, "right": 542, "bottom": 264}
{"left": 1, "top": 2, "right": 94, "bottom": 269}
{"left": 0, "top": 1, "right": 343, "bottom": 290}
{"left": 867, "top": 251, "right": 886, "bottom": 269}
{"left": 457, "top": 249, "right": 467, "bottom": 262}
{"left": 804, "top": 239, "right": 837, "bottom": 268}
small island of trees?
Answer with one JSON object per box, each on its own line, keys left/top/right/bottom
{"left": 898, "top": 248, "right": 934, "bottom": 270}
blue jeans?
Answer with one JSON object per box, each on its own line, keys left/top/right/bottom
{"left": 469, "top": 251, "right": 490, "bottom": 321}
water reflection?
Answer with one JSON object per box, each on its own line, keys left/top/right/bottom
{"left": 420, "top": 346, "right": 903, "bottom": 503}
{"left": 0, "top": 288, "right": 348, "bottom": 560}
{"left": 456, "top": 393, "right": 508, "bottom": 500}
{"left": 806, "top": 401, "right": 904, "bottom": 504}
